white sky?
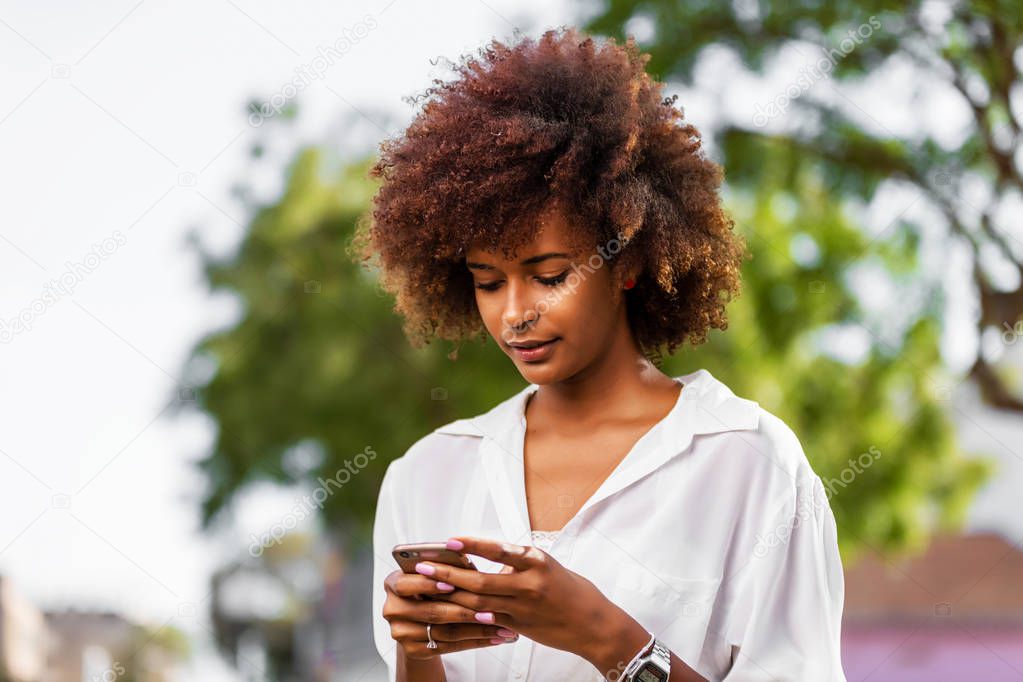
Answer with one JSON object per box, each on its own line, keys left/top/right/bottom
{"left": 1, "top": 2, "right": 1020, "bottom": 680}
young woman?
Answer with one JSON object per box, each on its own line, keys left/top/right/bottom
{"left": 355, "top": 27, "right": 846, "bottom": 682}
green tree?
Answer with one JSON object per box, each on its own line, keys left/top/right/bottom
{"left": 583, "top": 0, "right": 1020, "bottom": 558}
{"left": 174, "top": 135, "right": 527, "bottom": 549}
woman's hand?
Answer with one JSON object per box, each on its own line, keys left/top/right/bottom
{"left": 413, "top": 536, "right": 640, "bottom": 667}
{"left": 382, "top": 567, "right": 520, "bottom": 660}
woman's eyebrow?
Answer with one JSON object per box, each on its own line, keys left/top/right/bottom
{"left": 520, "top": 251, "right": 571, "bottom": 265}
{"left": 466, "top": 252, "right": 571, "bottom": 270}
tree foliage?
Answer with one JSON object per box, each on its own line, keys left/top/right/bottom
{"left": 581, "top": 0, "right": 1020, "bottom": 560}
{"left": 175, "top": 143, "right": 528, "bottom": 549}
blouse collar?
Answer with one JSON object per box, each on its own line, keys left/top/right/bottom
{"left": 432, "top": 367, "right": 761, "bottom": 545}
{"left": 434, "top": 367, "right": 760, "bottom": 448}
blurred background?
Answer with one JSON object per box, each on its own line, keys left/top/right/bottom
{"left": 1, "top": 1, "right": 1021, "bottom": 680}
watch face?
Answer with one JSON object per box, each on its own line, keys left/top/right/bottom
{"left": 637, "top": 664, "right": 668, "bottom": 682}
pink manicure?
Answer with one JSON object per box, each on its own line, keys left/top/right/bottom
{"left": 475, "top": 612, "right": 495, "bottom": 623}
{"left": 446, "top": 539, "right": 465, "bottom": 550}
{"left": 414, "top": 562, "right": 435, "bottom": 576}
{"left": 436, "top": 581, "right": 455, "bottom": 591}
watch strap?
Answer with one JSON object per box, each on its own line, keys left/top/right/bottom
{"left": 622, "top": 634, "right": 670, "bottom": 680}
{"left": 649, "top": 638, "right": 671, "bottom": 670}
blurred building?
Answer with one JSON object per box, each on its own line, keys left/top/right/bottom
{"left": 0, "top": 576, "right": 49, "bottom": 681}
{"left": 44, "top": 610, "right": 137, "bottom": 682}
{"left": 842, "top": 531, "right": 1023, "bottom": 681}
{"left": 0, "top": 575, "right": 184, "bottom": 682}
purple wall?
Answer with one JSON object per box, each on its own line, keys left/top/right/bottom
{"left": 841, "top": 626, "right": 1023, "bottom": 681}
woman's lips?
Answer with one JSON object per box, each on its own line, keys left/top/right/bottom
{"left": 509, "top": 338, "right": 560, "bottom": 362}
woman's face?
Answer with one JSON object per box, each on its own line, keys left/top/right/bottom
{"left": 465, "top": 210, "right": 627, "bottom": 385}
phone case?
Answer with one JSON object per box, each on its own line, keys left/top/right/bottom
{"left": 392, "top": 542, "right": 477, "bottom": 600}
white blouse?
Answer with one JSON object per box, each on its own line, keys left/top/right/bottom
{"left": 372, "top": 368, "right": 847, "bottom": 681}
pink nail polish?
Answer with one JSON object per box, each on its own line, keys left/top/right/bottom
{"left": 436, "top": 581, "right": 455, "bottom": 591}
{"left": 490, "top": 637, "right": 504, "bottom": 644}
{"left": 475, "top": 612, "right": 495, "bottom": 624}
{"left": 497, "top": 628, "right": 515, "bottom": 637}
{"left": 415, "top": 562, "right": 435, "bottom": 576}
{"left": 446, "top": 539, "right": 464, "bottom": 550}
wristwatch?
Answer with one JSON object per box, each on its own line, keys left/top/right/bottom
{"left": 622, "top": 635, "right": 671, "bottom": 681}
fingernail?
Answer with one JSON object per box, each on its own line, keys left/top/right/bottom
{"left": 497, "top": 628, "right": 516, "bottom": 637}
{"left": 414, "top": 562, "right": 435, "bottom": 576}
{"left": 446, "top": 539, "right": 464, "bottom": 550}
{"left": 489, "top": 637, "right": 504, "bottom": 644}
{"left": 436, "top": 581, "right": 455, "bottom": 591}
{"left": 474, "top": 611, "right": 495, "bottom": 623}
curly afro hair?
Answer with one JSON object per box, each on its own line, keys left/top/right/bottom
{"left": 352, "top": 26, "right": 749, "bottom": 361}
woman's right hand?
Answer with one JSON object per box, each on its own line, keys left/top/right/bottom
{"left": 383, "top": 568, "right": 519, "bottom": 659}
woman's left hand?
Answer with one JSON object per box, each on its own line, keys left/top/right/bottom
{"left": 412, "top": 535, "right": 640, "bottom": 666}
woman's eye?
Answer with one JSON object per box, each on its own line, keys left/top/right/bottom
{"left": 474, "top": 271, "right": 568, "bottom": 291}
{"left": 537, "top": 271, "right": 569, "bottom": 287}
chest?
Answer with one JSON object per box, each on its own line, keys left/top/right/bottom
{"left": 522, "top": 423, "right": 654, "bottom": 531}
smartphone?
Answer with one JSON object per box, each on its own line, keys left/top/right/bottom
{"left": 392, "top": 542, "right": 477, "bottom": 601}
{"left": 392, "top": 542, "right": 477, "bottom": 573}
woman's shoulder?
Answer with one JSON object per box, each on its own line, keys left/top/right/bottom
{"left": 691, "top": 370, "right": 819, "bottom": 487}
{"left": 697, "top": 395, "right": 830, "bottom": 525}
{"left": 738, "top": 405, "right": 816, "bottom": 481}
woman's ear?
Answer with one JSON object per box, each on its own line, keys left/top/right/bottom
{"left": 609, "top": 267, "right": 638, "bottom": 306}
{"left": 619, "top": 268, "right": 641, "bottom": 290}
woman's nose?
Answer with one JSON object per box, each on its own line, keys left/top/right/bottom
{"left": 501, "top": 279, "right": 538, "bottom": 333}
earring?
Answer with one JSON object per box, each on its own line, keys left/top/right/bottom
{"left": 624, "top": 278, "right": 635, "bottom": 290}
